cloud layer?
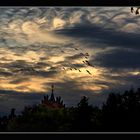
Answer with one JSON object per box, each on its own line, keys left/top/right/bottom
{"left": 0, "top": 7, "right": 140, "bottom": 114}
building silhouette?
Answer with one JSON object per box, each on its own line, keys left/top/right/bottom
{"left": 41, "top": 84, "right": 65, "bottom": 109}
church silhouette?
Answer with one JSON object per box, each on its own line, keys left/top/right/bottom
{"left": 41, "top": 84, "right": 65, "bottom": 109}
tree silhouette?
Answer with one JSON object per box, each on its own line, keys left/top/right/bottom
{"left": 2, "top": 87, "right": 140, "bottom": 132}
{"left": 9, "top": 108, "right": 16, "bottom": 119}
{"left": 72, "top": 96, "right": 94, "bottom": 131}
{"left": 100, "top": 88, "right": 140, "bottom": 131}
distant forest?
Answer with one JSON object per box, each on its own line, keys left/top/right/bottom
{"left": 1, "top": 87, "right": 140, "bottom": 132}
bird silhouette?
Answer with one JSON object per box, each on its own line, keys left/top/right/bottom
{"left": 131, "top": 7, "right": 134, "bottom": 13}
{"left": 136, "top": 9, "right": 139, "bottom": 15}
{"left": 79, "top": 69, "right": 81, "bottom": 72}
{"left": 80, "top": 53, "right": 84, "bottom": 55}
{"left": 85, "top": 53, "right": 89, "bottom": 56}
{"left": 74, "top": 48, "right": 79, "bottom": 50}
{"left": 135, "top": 7, "right": 140, "bottom": 15}
{"left": 85, "top": 60, "right": 93, "bottom": 67}
{"left": 86, "top": 70, "right": 92, "bottom": 75}
{"left": 82, "top": 60, "right": 86, "bottom": 64}
{"left": 61, "top": 50, "right": 65, "bottom": 53}
{"left": 136, "top": 10, "right": 139, "bottom": 15}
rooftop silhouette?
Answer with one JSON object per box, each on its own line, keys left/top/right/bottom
{"left": 41, "top": 84, "right": 65, "bottom": 109}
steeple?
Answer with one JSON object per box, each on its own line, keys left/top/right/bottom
{"left": 50, "top": 84, "right": 55, "bottom": 102}
{"left": 41, "top": 84, "right": 65, "bottom": 109}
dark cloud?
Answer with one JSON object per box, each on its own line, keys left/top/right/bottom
{"left": 65, "top": 53, "right": 85, "bottom": 60}
{"left": 55, "top": 23, "right": 140, "bottom": 50}
{"left": 36, "top": 70, "right": 58, "bottom": 77}
{"left": 0, "top": 70, "right": 13, "bottom": 77}
{"left": 106, "top": 71, "right": 140, "bottom": 87}
{"left": 94, "top": 49, "right": 140, "bottom": 69}
{"left": 10, "top": 77, "right": 30, "bottom": 84}
{"left": 0, "top": 60, "right": 58, "bottom": 78}
{"left": 6, "top": 60, "right": 31, "bottom": 69}
{"left": 72, "top": 63, "right": 85, "bottom": 68}
{"left": 0, "top": 89, "right": 46, "bottom": 116}
{"left": 0, "top": 57, "right": 12, "bottom": 62}
{"left": 35, "top": 62, "right": 51, "bottom": 69}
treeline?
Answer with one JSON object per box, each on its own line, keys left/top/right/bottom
{"left": 1, "top": 87, "right": 140, "bottom": 131}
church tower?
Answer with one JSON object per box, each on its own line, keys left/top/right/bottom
{"left": 41, "top": 84, "right": 65, "bottom": 109}
{"left": 49, "top": 84, "right": 55, "bottom": 102}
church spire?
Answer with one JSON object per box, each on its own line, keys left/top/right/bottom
{"left": 50, "top": 84, "right": 55, "bottom": 102}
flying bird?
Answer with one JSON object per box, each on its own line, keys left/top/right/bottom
{"left": 132, "top": 7, "right": 140, "bottom": 15}
{"left": 61, "top": 50, "right": 65, "bottom": 53}
{"left": 74, "top": 48, "right": 79, "bottom": 50}
{"left": 80, "top": 53, "right": 84, "bottom": 55}
{"left": 131, "top": 7, "right": 134, "bottom": 13}
{"left": 86, "top": 70, "right": 92, "bottom": 75}
{"left": 82, "top": 60, "right": 86, "bottom": 64}
{"left": 136, "top": 9, "right": 140, "bottom": 15}
{"left": 85, "top": 53, "right": 89, "bottom": 56}
{"left": 85, "top": 60, "right": 93, "bottom": 67}
{"left": 79, "top": 69, "right": 81, "bottom": 72}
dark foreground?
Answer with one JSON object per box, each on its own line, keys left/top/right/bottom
{"left": 0, "top": 87, "right": 140, "bottom": 132}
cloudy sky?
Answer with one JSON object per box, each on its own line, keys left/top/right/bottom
{"left": 0, "top": 7, "right": 140, "bottom": 115}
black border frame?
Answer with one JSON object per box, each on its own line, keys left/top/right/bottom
{"left": 0, "top": 0, "right": 139, "bottom": 6}
{"left": 0, "top": 0, "right": 139, "bottom": 136}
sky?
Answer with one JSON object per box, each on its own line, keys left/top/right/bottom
{"left": 0, "top": 7, "right": 140, "bottom": 115}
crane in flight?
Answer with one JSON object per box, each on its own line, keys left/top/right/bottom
{"left": 131, "top": 7, "right": 140, "bottom": 15}
{"left": 136, "top": 7, "right": 140, "bottom": 15}
{"left": 78, "top": 69, "right": 81, "bottom": 72}
{"left": 86, "top": 70, "right": 92, "bottom": 75}
{"left": 74, "top": 48, "right": 79, "bottom": 50}
{"left": 131, "top": 7, "right": 134, "bottom": 13}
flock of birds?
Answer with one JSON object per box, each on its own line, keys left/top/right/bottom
{"left": 131, "top": 7, "right": 140, "bottom": 15}
{"left": 61, "top": 47, "right": 95, "bottom": 76}
{"left": 60, "top": 7, "right": 140, "bottom": 76}
{"left": 60, "top": 7, "right": 139, "bottom": 76}
{"left": 60, "top": 7, "right": 140, "bottom": 75}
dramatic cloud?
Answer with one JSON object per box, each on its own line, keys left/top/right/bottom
{"left": 94, "top": 49, "right": 140, "bottom": 69}
{"left": 0, "top": 7, "right": 140, "bottom": 115}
